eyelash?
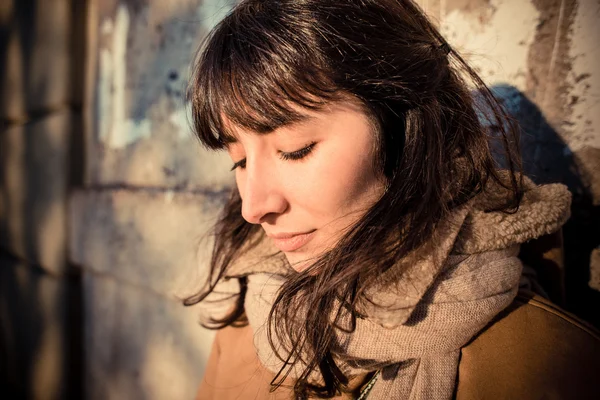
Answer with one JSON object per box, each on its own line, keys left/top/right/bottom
{"left": 231, "top": 142, "right": 317, "bottom": 171}
{"left": 281, "top": 141, "right": 317, "bottom": 161}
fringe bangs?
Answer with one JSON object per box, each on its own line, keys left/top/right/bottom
{"left": 189, "top": 5, "right": 340, "bottom": 149}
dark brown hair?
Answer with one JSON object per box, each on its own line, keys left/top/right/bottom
{"left": 185, "top": 0, "right": 523, "bottom": 398}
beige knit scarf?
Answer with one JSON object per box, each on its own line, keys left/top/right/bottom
{"left": 201, "top": 175, "right": 572, "bottom": 399}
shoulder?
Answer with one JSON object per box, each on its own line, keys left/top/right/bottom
{"left": 456, "top": 290, "right": 600, "bottom": 399}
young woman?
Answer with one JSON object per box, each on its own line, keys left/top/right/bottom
{"left": 184, "top": 0, "right": 600, "bottom": 399}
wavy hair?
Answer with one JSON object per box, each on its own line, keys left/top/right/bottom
{"left": 184, "top": 0, "right": 523, "bottom": 398}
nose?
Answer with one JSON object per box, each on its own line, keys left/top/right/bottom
{"left": 238, "top": 161, "right": 288, "bottom": 224}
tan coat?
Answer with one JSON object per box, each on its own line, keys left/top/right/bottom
{"left": 197, "top": 289, "right": 600, "bottom": 399}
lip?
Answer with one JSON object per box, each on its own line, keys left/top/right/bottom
{"left": 267, "top": 230, "right": 316, "bottom": 252}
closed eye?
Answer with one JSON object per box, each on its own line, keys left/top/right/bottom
{"left": 280, "top": 142, "right": 317, "bottom": 161}
{"left": 230, "top": 142, "right": 317, "bottom": 171}
{"left": 230, "top": 158, "right": 246, "bottom": 171}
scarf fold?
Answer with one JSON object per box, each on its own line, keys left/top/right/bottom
{"left": 242, "top": 246, "right": 522, "bottom": 399}
{"left": 198, "top": 174, "right": 572, "bottom": 399}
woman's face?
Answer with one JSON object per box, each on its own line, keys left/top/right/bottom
{"left": 226, "top": 100, "right": 385, "bottom": 271}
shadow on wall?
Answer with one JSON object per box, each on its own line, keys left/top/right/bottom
{"left": 0, "top": 0, "right": 85, "bottom": 398}
{"left": 0, "top": 256, "right": 83, "bottom": 400}
{"left": 492, "top": 84, "right": 600, "bottom": 328}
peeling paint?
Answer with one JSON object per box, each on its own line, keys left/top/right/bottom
{"left": 122, "top": 118, "right": 152, "bottom": 146}
{"left": 98, "top": 4, "right": 152, "bottom": 149}
{"left": 96, "top": 1, "right": 236, "bottom": 150}
{"left": 565, "top": 0, "right": 600, "bottom": 151}
{"left": 440, "top": 0, "right": 540, "bottom": 91}
{"left": 169, "top": 106, "right": 192, "bottom": 141}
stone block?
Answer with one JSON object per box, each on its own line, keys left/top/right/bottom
{"left": 84, "top": 272, "right": 215, "bottom": 400}
{"left": 88, "top": 0, "right": 236, "bottom": 190}
{"left": 0, "top": 256, "right": 75, "bottom": 399}
{"left": 0, "top": 0, "right": 72, "bottom": 120}
{"left": 69, "top": 188, "right": 227, "bottom": 297}
{"left": 0, "top": 111, "right": 71, "bottom": 274}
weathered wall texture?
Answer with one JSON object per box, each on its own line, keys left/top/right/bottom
{"left": 417, "top": 0, "right": 600, "bottom": 324}
{"left": 90, "top": 0, "right": 234, "bottom": 189}
{"left": 69, "top": 0, "right": 236, "bottom": 399}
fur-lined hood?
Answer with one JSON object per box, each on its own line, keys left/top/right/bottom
{"left": 454, "top": 174, "right": 571, "bottom": 254}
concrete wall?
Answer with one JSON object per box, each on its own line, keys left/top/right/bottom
{"left": 1, "top": 0, "right": 599, "bottom": 399}
{"left": 69, "top": 0, "right": 236, "bottom": 399}
{"left": 0, "top": 0, "right": 85, "bottom": 398}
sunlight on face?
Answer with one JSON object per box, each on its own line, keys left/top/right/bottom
{"left": 225, "top": 100, "right": 385, "bottom": 271}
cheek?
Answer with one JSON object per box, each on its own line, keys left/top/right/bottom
{"left": 287, "top": 143, "right": 381, "bottom": 220}
{"left": 329, "top": 157, "right": 381, "bottom": 212}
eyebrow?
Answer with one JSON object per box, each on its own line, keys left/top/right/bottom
{"left": 221, "top": 113, "right": 317, "bottom": 145}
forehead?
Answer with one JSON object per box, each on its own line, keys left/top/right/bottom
{"left": 220, "top": 112, "right": 315, "bottom": 145}
{"left": 221, "top": 99, "right": 374, "bottom": 144}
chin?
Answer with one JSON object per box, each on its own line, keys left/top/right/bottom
{"left": 286, "top": 255, "right": 314, "bottom": 273}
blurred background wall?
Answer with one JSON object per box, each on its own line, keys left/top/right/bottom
{"left": 1, "top": 0, "right": 86, "bottom": 398}
{"left": 0, "top": 0, "right": 598, "bottom": 399}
